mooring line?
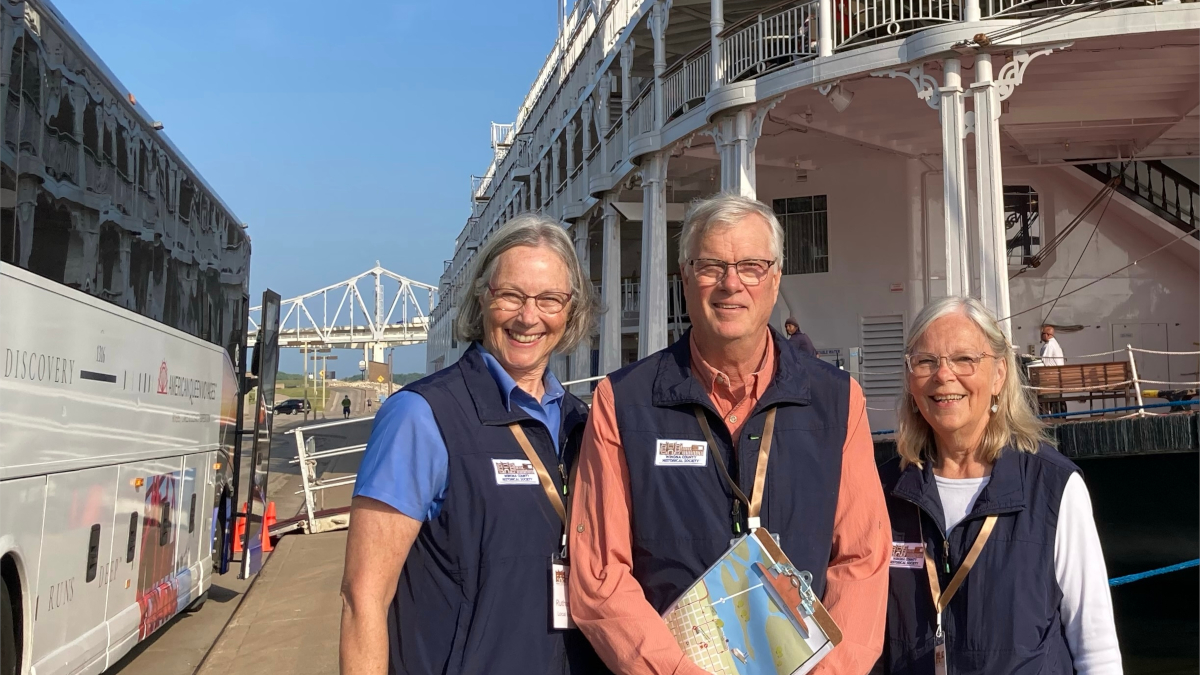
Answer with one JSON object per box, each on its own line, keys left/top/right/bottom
{"left": 1109, "top": 559, "right": 1200, "bottom": 587}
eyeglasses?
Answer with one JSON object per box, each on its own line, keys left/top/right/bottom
{"left": 487, "top": 286, "right": 572, "bottom": 315}
{"left": 687, "top": 258, "right": 777, "bottom": 286}
{"left": 905, "top": 352, "right": 997, "bottom": 377}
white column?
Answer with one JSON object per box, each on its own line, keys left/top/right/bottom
{"left": 551, "top": 138, "right": 562, "bottom": 196}
{"left": 571, "top": 220, "right": 592, "bottom": 393}
{"left": 965, "top": 0, "right": 982, "bottom": 22}
{"left": 972, "top": 53, "right": 1011, "bottom": 336}
{"left": 650, "top": 0, "right": 670, "bottom": 130}
{"left": 582, "top": 103, "right": 593, "bottom": 189}
{"left": 710, "top": 0, "right": 724, "bottom": 87}
{"left": 566, "top": 119, "right": 576, "bottom": 187}
{"left": 818, "top": 0, "right": 833, "bottom": 57}
{"left": 540, "top": 155, "right": 550, "bottom": 208}
{"left": 596, "top": 77, "right": 611, "bottom": 171}
{"left": 940, "top": 58, "right": 970, "bottom": 297}
{"left": 711, "top": 99, "right": 779, "bottom": 198}
{"left": 638, "top": 152, "right": 670, "bottom": 358}
{"left": 600, "top": 198, "right": 623, "bottom": 373}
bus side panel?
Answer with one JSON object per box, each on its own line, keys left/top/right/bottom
{"left": 0, "top": 476, "right": 48, "bottom": 675}
{"left": 102, "top": 458, "right": 178, "bottom": 669}
{"left": 176, "top": 454, "right": 208, "bottom": 611}
{"left": 30, "top": 467, "right": 118, "bottom": 675}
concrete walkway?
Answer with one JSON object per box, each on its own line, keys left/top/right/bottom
{"left": 195, "top": 528, "right": 347, "bottom": 675}
{"left": 191, "top": 421, "right": 365, "bottom": 675}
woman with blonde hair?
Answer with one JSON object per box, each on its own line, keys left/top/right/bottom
{"left": 878, "top": 296, "right": 1121, "bottom": 674}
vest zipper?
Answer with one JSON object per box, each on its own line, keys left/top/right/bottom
{"left": 558, "top": 462, "right": 568, "bottom": 496}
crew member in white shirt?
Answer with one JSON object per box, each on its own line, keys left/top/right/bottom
{"left": 1040, "top": 325, "right": 1066, "bottom": 366}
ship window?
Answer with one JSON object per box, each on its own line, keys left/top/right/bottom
{"left": 773, "top": 195, "right": 829, "bottom": 275}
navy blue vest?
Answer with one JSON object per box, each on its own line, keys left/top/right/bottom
{"left": 608, "top": 328, "right": 849, "bottom": 612}
{"left": 392, "top": 345, "right": 608, "bottom": 675}
{"left": 879, "top": 443, "right": 1079, "bottom": 675}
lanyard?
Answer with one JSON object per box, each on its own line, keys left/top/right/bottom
{"left": 693, "top": 406, "right": 776, "bottom": 533}
{"left": 507, "top": 424, "right": 571, "bottom": 559}
{"left": 923, "top": 514, "right": 998, "bottom": 639}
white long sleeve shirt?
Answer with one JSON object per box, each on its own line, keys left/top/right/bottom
{"left": 936, "top": 472, "right": 1123, "bottom": 674}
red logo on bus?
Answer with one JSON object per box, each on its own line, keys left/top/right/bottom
{"left": 157, "top": 361, "right": 169, "bottom": 394}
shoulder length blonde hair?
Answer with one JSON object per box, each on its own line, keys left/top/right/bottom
{"left": 895, "top": 296, "right": 1050, "bottom": 469}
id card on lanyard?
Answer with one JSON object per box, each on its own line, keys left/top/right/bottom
{"left": 923, "top": 513, "right": 997, "bottom": 675}
{"left": 508, "top": 423, "right": 576, "bottom": 630}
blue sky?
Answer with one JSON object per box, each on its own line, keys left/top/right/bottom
{"left": 55, "top": 0, "right": 561, "bottom": 374}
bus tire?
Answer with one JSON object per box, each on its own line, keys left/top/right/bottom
{"left": 185, "top": 590, "right": 208, "bottom": 613}
{"left": 1, "top": 578, "right": 17, "bottom": 675}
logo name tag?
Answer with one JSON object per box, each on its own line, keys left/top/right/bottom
{"left": 551, "top": 561, "right": 575, "bottom": 629}
{"left": 492, "top": 459, "right": 539, "bottom": 485}
{"left": 654, "top": 439, "right": 708, "bottom": 467}
{"left": 890, "top": 541, "right": 925, "bottom": 569}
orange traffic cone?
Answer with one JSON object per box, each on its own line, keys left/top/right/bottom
{"left": 232, "top": 502, "right": 247, "bottom": 553}
{"left": 261, "top": 501, "right": 277, "bottom": 552}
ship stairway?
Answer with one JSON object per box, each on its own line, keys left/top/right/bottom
{"left": 1077, "top": 160, "right": 1199, "bottom": 241}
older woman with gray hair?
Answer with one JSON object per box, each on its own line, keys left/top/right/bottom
{"left": 878, "top": 296, "right": 1121, "bottom": 675}
{"left": 340, "top": 213, "right": 606, "bottom": 675}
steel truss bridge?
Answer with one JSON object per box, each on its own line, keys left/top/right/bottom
{"left": 248, "top": 264, "right": 439, "bottom": 356}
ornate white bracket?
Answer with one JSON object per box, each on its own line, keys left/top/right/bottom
{"left": 996, "top": 42, "right": 1073, "bottom": 102}
{"left": 748, "top": 95, "right": 785, "bottom": 155}
{"left": 869, "top": 66, "right": 940, "bottom": 110}
{"left": 963, "top": 110, "right": 975, "bottom": 138}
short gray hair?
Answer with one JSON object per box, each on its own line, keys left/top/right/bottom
{"left": 455, "top": 213, "right": 600, "bottom": 354}
{"left": 895, "top": 296, "right": 1050, "bottom": 469}
{"left": 677, "top": 192, "right": 784, "bottom": 267}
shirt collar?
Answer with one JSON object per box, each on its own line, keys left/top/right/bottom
{"left": 476, "top": 342, "right": 565, "bottom": 412}
{"left": 688, "top": 329, "right": 775, "bottom": 400}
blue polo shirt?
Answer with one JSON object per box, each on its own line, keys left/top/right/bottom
{"left": 352, "top": 344, "right": 566, "bottom": 521}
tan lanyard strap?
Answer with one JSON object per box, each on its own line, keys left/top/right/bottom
{"left": 750, "top": 407, "right": 776, "bottom": 520}
{"left": 692, "top": 406, "right": 777, "bottom": 520}
{"left": 924, "top": 514, "right": 998, "bottom": 614}
{"left": 507, "top": 424, "right": 567, "bottom": 525}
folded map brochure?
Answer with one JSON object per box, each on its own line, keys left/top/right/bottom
{"left": 662, "top": 529, "right": 842, "bottom": 675}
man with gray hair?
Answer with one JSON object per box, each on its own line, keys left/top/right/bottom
{"left": 569, "top": 193, "right": 890, "bottom": 674}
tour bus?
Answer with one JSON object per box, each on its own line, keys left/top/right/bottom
{"left": 0, "top": 2, "right": 251, "bottom": 674}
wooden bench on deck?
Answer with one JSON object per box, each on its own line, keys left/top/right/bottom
{"left": 1027, "top": 362, "right": 1134, "bottom": 415}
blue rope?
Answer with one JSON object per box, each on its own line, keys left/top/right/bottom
{"left": 1038, "top": 399, "right": 1199, "bottom": 420}
{"left": 1109, "top": 559, "right": 1200, "bottom": 587}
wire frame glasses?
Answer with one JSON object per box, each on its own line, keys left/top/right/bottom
{"left": 687, "top": 258, "right": 777, "bottom": 286}
{"left": 905, "top": 352, "right": 997, "bottom": 377}
{"left": 487, "top": 286, "right": 572, "bottom": 315}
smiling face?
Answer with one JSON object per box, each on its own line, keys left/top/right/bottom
{"left": 909, "top": 312, "right": 1007, "bottom": 451}
{"left": 479, "top": 244, "right": 572, "bottom": 381}
{"left": 680, "top": 214, "right": 780, "bottom": 348}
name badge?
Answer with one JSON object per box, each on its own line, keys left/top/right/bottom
{"left": 492, "top": 458, "right": 539, "bottom": 485}
{"left": 890, "top": 541, "right": 925, "bottom": 569}
{"left": 551, "top": 561, "right": 575, "bottom": 629}
{"left": 654, "top": 439, "right": 708, "bottom": 467}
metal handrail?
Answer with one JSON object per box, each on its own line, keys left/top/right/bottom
{"left": 663, "top": 48, "right": 711, "bottom": 121}
{"left": 720, "top": 0, "right": 820, "bottom": 84}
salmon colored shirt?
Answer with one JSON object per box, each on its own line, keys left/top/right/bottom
{"left": 569, "top": 332, "right": 890, "bottom": 675}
